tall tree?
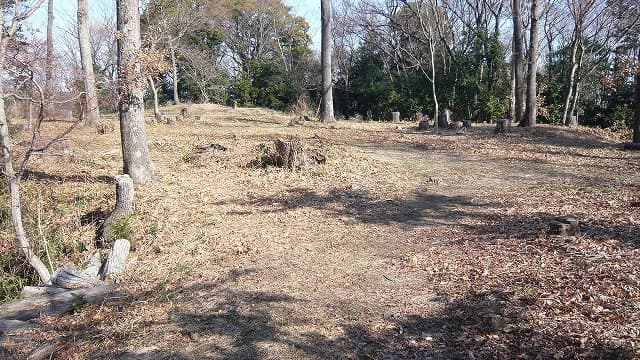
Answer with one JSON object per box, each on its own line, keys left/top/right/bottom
{"left": 511, "top": 0, "right": 524, "bottom": 122}
{"left": 78, "top": 0, "right": 102, "bottom": 126}
{"left": 522, "top": 0, "right": 540, "bottom": 126}
{"left": 321, "top": 0, "right": 335, "bottom": 122}
{"left": 45, "top": 0, "right": 54, "bottom": 120}
{"left": 117, "top": 0, "right": 156, "bottom": 183}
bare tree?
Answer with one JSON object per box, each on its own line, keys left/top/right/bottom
{"left": 511, "top": 0, "right": 525, "bottom": 123}
{"left": 0, "top": 0, "right": 51, "bottom": 284}
{"left": 45, "top": 0, "right": 54, "bottom": 120}
{"left": 521, "top": 0, "right": 540, "bottom": 126}
{"left": 78, "top": 0, "right": 101, "bottom": 126}
{"left": 321, "top": 0, "right": 335, "bottom": 122}
{"left": 117, "top": 0, "right": 156, "bottom": 184}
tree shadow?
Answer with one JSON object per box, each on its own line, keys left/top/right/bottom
{"left": 216, "top": 187, "right": 496, "bottom": 226}
{"left": 22, "top": 170, "right": 113, "bottom": 184}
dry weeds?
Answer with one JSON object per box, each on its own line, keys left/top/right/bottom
{"left": 2, "top": 104, "right": 640, "bottom": 359}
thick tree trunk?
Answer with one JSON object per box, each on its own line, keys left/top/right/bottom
{"left": 117, "top": 0, "right": 156, "bottom": 184}
{"left": 44, "top": 0, "right": 54, "bottom": 120}
{"left": 0, "top": 38, "right": 51, "bottom": 285}
{"left": 634, "top": 51, "right": 640, "bottom": 143}
{"left": 77, "top": 0, "right": 101, "bottom": 126}
{"left": 170, "top": 44, "right": 180, "bottom": 105}
{"left": 522, "top": 0, "right": 540, "bottom": 127}
{"left": 511, "top": 0, "right": 524, "bottom": 123}
{"left": 320, "top": 0, "right": 335, "bottom": 122}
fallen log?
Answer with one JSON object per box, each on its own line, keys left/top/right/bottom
{"left": 0, "top": 284, "right": 120, "bottom": 321}
{"left": 52, "top": 267, "right": 104, "bottom": 289}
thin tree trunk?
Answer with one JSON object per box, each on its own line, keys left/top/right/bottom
{"left": 522, "top": 0, "right": 540, "bottom": 127}
{"left": 78, "top": 0, "right": 101, "bottom": 126}
{"left": 0, "top": 39, "right": 51, "bottom": 284}
{"left": 147, "top": 76, "right": 160, "bottom": 120}
{"left": 170, "top": 44, "right": 180, "bottom": 105}
{"left": 430, "top": 39, "right": 439, "bottom": 130}
{"left": 511, "top": 0, "right": 524, "bottom": 123}
{"left": 633, "top": 50, "right": 640, "bottom": 143}
{"left": 320, "top": 0, "right": 335, "bottom": 122}
{"left": 562, "top": 39, "right": 580, "bottom": 126}
{"left": 45, "top": 0, "right": 54, "bottom": 120}
{"left": 117, "top": 0, "right": 156, "bottom": 184}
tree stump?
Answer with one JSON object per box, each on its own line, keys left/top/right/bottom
{"left": 274, "top": 138, "right": 305, "bottom": 170}
{"left": 549, "top": 215, "right": 580, "bottom": 237}
{"left": 568, "top": 115, "right": 578, "bottom": 128}
{"left": 100, "top": 239, "right": 130, "bottom": 281}
{"left": 392, "top": 112, "right": 400, "bottom": 123}
{"left": 438, "top": 109, "right": 451, "bottom": 129}
{"left": 154, "top": 112, "right": 162, "bottom": 123}
{"left": 98, "top": 175, "right": 134, "bottom": 247}
{"left": 496, "top": 118, "right": 511, "bottom": 133}
{"left": 462, "top": 119, "right": 472, "bottom": 129}
{"left": 180, "top": 107, "right": 191, "bottom": 118}
{"left": 418, "top": 120, "right": 430, "bottom": 130}
{"left": 414, "top": 112, "right": 423, "bottom": 122}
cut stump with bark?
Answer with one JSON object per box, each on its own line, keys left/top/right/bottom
{"left": 275, "top": 138, "right": 305, "bottom": 170}
{"left": 100, "top": 239, "right": 130, "bottom": 281}
{"left": 418, "top": 120, "right": 430, "bottom": 130}
{"left": 98, "top": 174, "right": 134, "bottom": 248}
{"left": 496, "top": 118, "right": 511, "bottom": 133}
{"left": 549, "top": 215, "right": 580, "bottom": 237}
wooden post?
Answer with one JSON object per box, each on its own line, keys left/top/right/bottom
{"left": 392, "top": 112, "right": 400, "bottom": 123}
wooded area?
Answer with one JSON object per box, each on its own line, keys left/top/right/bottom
{"left": 0, "top": 0, "right": 639, "bottom": 358}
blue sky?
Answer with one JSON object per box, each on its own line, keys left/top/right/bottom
{"left": 26, "top": 0, "right": 322, "bottom": 50}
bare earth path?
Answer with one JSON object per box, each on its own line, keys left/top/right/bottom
{"left": 2, "top": 104, "right": 640, "bottom": 359}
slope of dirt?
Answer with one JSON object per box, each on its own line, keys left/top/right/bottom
{"left": 2, "top": 104, "right": 640, "bottom": 359}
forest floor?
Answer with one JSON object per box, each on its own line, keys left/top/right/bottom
{"left": 2, "top": 104, "right": 640, "bottom": 359}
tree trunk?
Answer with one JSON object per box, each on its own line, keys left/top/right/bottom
{"left": 117, "top": 0, "right": 156, "bottom": 184}
{"left": 147, "top": 76, "right": 160, "bottom": 121}
{"left": 511, "top": 0, "right": 524, "bottom": 123}
{"left": 170, "top": 44, "right": 180, "bottom": 105}
{"left": 634, "top": 50, "right": 640, "bottom": 143}
{"left": 99, "top": 174, "right": 135, "bottom": 247}
{"left": 320, "top": 0, "right": 335, "bottom": 122}
{"left": 44, "top": 0, "right": 54, "bottom": 120}
{"left": 562, "top": 45, "right": 582, "bottom": 126}
{"left": 77, "top": 0, "right": 102, "bottom": 126}
{"left": 0, "top": 37, "right": 51, "bottom": 285}
{"left": 522, "top": 0, "right": 540, "bottom": 127}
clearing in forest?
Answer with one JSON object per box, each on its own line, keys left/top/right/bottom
{"left": 2, "top": 104, "right": 640, "bottom": 359}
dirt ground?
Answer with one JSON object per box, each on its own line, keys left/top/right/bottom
{"left": 2, "top": 104, "right": 640, "bottom": 359}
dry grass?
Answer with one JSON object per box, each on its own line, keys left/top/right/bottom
{"left": 2, "top": 104, "right": 640, "bottom": 359}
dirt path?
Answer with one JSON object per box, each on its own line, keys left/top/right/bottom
{"left": 2, "top": 105, "right": 639, "bottom": 359}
